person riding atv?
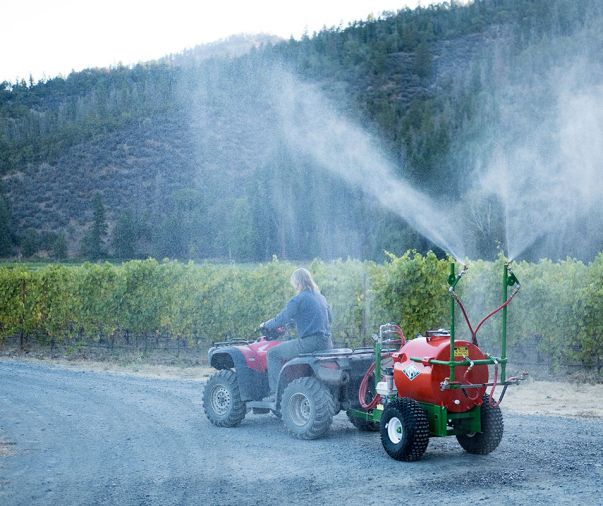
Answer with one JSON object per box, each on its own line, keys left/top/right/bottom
{"left": 260, "top": 268, "right": 333, "bottom": 401}
{"left": 202, "top": 268, "right": 380, "bottom": 439}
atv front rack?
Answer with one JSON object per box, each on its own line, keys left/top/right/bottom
{"left": 212, "top": 339, "right": 252, "bottom": 347}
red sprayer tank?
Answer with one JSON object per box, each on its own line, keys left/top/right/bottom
{"left": 392, "top": 331, "right": 488, "bottom": 413}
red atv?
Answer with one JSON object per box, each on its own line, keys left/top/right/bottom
{"left": 202, "top": 327, "right": 378, "bottom": 439}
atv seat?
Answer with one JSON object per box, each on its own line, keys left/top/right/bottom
{"left": 300, "top": 348, "right": 354, "bottom": 357}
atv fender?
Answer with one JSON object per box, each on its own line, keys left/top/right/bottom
{"left": 279, "top": 356, "right": 349, "bottom": 387}
{"left": 208, "top": 347, "right": 269, "bottom": 402}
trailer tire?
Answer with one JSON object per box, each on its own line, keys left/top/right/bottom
{"left": 380, "top": 398, "right": 430, "bottom": 461}
{"left": 346, "top": 411, "right": 380, "bottom": 432}
{"left": 281, "top": 377, "right": 333, "bottom": 440}
{"left": 203, "top": 369, "right": 246, "bottom": 427}
{"left": 456, "top": 394, "right": 504, "bottom": 455}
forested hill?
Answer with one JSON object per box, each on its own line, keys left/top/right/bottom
{"left": 1, "top": 0, "right": 601, "bottom": 261}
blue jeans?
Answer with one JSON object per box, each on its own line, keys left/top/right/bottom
{"left": 267, "top": 334, "right": 333, "bottom": 394}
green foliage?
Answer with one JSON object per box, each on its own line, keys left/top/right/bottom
{"left": 0, "top": 187, "right": 12, "bottom": 256}
{"left": 20, "top": 229, "right": 40, "bottom": 257}
{"left": 0, "top": 267, "right": 40, "bottom": 343}
{"left": 51, "top": 233, "right": 68, "bottom": 259}
{"left": 72, "top": 262, "right": 121, "bottom": 339}
{"left": 414, "top": 42, "right": 432, "bottom": 79}
{"left": 0, "top": 250, "right": 601, "bottom": 375}
{"left": 310, "top": 258, "right": 376, "bottom": 343}
{"left": 459, "top": 255, "right": 595, "bottom": 370}
{"left": 35, "top": 264, "right": 78, "bottom": 341}
{"left": 111, "top": 210, "right": 146, "bottom": 259}
{"left": 373, "top": 251, "right": 450, "bottom": 338}
{"left": 80, "top": 193, "right": 107, "bottom": 260}
{"left": 575, "top": 254, "right": 603, "bottom": 368}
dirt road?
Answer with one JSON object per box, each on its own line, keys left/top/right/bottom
{"left": 1, "top": 359, "right": 602, "bottom": 505}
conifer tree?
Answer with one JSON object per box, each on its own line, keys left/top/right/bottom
{"left": 52, "top": 233, "right": 68, "bottom": 259}
{"left": 111, "top": 210, "right": 138, "bottom": 259}
{"left": 80, "top": 193, "right": 107, "bottom": 260}
{"left": 0, "top": 190, "right": 13, "bottom": 256}
{"left": 21, "top": 229, "right": 40, "bottom": 257}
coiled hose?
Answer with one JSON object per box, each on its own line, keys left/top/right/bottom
{"left": 358, "top": 362, "right": 380, "bottom": 410}
{"left": 358, "top": 352, "right": 394, "bottom": 410}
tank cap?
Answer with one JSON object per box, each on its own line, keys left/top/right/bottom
{"left": 425, "top": 328, "right": 450, "bottom": 338}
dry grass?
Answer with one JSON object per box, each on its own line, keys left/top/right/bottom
{"left": 0, "top": 356, "right": 212, "bottom": 380}
{"left": 502, "top": 379, "right": 603, "bottom": 418}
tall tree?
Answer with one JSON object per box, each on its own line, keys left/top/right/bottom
{"left": 21, "top": 229, "right": 39, "bottom": 257}
{"left": 80, "top": 193, "right": 108, "bottom": 260}
{"left": 0, "top": 187, "right": 12, "bottom": 256}
{"left": 414, "top": 41, "right": 432, "bottom": 79}
{"left": 111, "top": 210, "right": 138, "bottom": 259}
{"left": 51, "top": 233, "right": 68, "bottom": 259}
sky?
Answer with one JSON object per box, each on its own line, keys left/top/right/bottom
{"left": 1, "top": 0, "right": 444, "bottom": 83}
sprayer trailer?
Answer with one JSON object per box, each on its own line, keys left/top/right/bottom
{"left": 202, "top": 261, "right": 526, "bottom": 461}
{"left": 347, "top": 261, "right": 527, "bottom": 461}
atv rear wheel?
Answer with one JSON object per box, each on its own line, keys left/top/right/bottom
{"left": 346, "top": 411, "right": 379, "bottom": 431}
{"left": 203, "top": 369, "right": 246, "bottom": 427}
{"left": 456, "top": 394, "right": 504, "bottom": 455}
{"left": 380, "top": 398, "right": 430, "bottom": 461}
{"left": 281, "top": 377, "right": 334, "bottom": 440}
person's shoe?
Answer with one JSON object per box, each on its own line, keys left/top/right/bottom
{"left": 263, "top": 393, "right": 276, "bottom": 402}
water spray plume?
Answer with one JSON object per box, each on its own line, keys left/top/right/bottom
{"left": 273, "top": 71, "right": 466, "bottom": 261}
{"left": 190, "top": 24, "right": 603, "bottom": 264}
{"left": 463, "top": 43, "right": 603, "bottom": 261}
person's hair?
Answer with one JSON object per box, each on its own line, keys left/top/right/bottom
{"left": 290, "top": 268, "right": 319, "bottom": 293}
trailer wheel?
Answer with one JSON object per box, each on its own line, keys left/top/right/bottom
{"left": 281, "top": 377, "right": 333, "bottom": 440}
{"left": 456, "top": 394, "right": 504, "bottom": 455}
{"left": 346, "top": 411, "right": 380, "bottom": 432}
{"left": 380, "top": 398, "right": 430, "bottom": 461}
{"left": 203, "top": 369, "right": 246, "bottom": 427}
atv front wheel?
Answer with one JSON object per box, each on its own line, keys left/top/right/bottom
{"left": 281, "top": 377, "right": 334, "bottom": 440}
{"left": 203, "top": 369, "right": 246, "bottom": 427}
{"left": 456, "top": 394, "right": 504, "bottom": 455}
{"left": 380, "top": 398, "right": 430, "bottom": 461}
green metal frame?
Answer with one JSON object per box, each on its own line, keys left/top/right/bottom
{"left": 347, "top": 401, "right": 481, "bottom": 437}
{"left": 419, "top": 402, "right": 481, "bottom": 436}
{"left": 501, "top": 263, "right": 518, "bottom": 383}
{"left": 347, "top": 407, "right": 382, "bottom": 424}
{"left": 348, "top": 261, "right": 518, "bottom": 438}
{"left": 408, "top": 261, "right": 518, "bottom": 388}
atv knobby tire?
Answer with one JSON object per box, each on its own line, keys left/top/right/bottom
{"left": 380, "top": 398, "right": 430, "bottom": 461}
{"left": 203, "top": 369, "right": 246, "bottom": 427}
{"left": 346, "top": 411, "right": 380, "bottom": 432}
{"left": 456, "top": 394, "right": 504, "bottom": 455}
{"left": 281, "top": 377, "right": 334, "bottom": 440}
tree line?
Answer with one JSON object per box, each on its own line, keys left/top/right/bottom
{"left": 0, "top": 0, "right": 600, "bottom": 262}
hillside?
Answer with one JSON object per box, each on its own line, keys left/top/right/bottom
{"left": 1, "top": 0, "right": 601, "bottom": 261}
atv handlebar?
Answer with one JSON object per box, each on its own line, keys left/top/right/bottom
{"left": 258, "top": 325, "right": 286, "bottom": 341}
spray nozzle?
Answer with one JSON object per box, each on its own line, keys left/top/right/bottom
{"left": 448, "top": 263, "right": 468, "bottom": 291}
{"left": 506, "top": 267, "right": 520, "bottom": 288}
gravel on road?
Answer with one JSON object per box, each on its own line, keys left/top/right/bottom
{"left": 1, "top": 359, "right": 602, "bottom": 506}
